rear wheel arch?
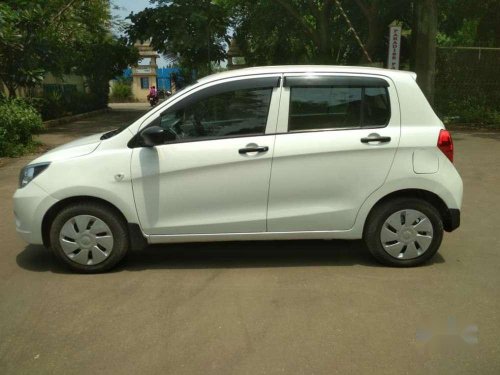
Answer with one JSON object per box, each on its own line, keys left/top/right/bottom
{"left": 363, "top": 188, "right": 454, "bottom": 235}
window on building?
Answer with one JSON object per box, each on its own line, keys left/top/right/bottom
{"left": 140, "top": 77, "right": 150, "bottom": 89}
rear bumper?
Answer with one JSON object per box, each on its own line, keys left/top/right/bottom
{"left": 445, "top": 208, "right": 460, "bottom": 232}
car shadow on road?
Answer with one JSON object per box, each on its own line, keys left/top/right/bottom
{"left": 16, "top": 239, "right": 445, "bottom": 274}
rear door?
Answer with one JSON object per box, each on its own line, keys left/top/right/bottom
{"left": 267, "top": 74, "right": 400, "bottom": 231}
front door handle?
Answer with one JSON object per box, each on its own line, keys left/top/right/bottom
{"left": 238, "top": 146, "right": 269, "bottom": 154}
{"left": 360, "top": 134, "right": 391, "bottom": 144}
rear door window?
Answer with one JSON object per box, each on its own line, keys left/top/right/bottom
{"left": 287, "top": 76, "right": 390, "bottom": 131}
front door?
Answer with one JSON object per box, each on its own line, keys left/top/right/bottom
{"left": 267, "top": 74, "right": 401, "bottom": 232}
{"left": 131, "top": 76, "right": 281, "bottom": 235}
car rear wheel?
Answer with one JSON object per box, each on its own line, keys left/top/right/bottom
{"left": 49, "top": 202, "right": 129, "bottom": 273}
{"left": 364, "top": 198, "right": 443, "bottom": 267}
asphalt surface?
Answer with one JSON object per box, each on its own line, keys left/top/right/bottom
{"left": 0, "top": 106, "right": 499, "bottom": 374}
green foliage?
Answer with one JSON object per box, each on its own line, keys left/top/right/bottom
{"left": 72, "top": 36, "right": 139, "bottom": 108}
{"left": 127, "top": 0, "right": 413, "bottom": 69}
{"left": 39, "top": 91, "right": 104, "bottom": 121}
{"left": 0, "top": 98, "right": 43, "bottom": 157}
{"left": 437, "top": 91, "right": 500, "bottom": 125}
{"left": 438, "top": 0, "right": 499, "bottom": 47}
{"left": 110, "top": 81, "right": 133, "bottom": 102}
{"left": 446, "top": 101, "right": 500, "bottom": 125}
{"left": 127, "top": 0, "right": 229, "bottom": 75}
{"left": 0, "top": 2, "right": 48, "bottom": 96}
{"left": 0, "top": 0, "right": 139, "bottom": 103}
{"left": 435, "top": 47, "right": 499, "bottom": 125}
{"left": 41, "top": 91, "right": 66, "bottom": 120}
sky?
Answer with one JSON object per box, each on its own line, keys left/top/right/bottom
{"left": 112, "top": 0, "right": 151, "bottom": 21}
{"left": 111, "top": 0, "right": 170, "bottom": 67}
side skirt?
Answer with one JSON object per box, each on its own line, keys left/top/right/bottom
{"left": 147, "top": 229, "right": 360, "bottom": 244}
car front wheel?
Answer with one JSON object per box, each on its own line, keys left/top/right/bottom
{"left": 49, "top": 202, "right": 129, "bottom": 273}
{"left": 364, "top": 198, "right": 444, "bottom": 267}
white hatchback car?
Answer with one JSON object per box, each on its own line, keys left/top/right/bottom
{"left": 14, "top": 66, "right": 463, "bottom": 272}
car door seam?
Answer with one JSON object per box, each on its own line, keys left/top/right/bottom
{"left": 265, "top": 74, "right": 284, "bottom": 232}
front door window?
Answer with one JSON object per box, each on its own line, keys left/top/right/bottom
{"left": 158, "top": 87, "right": 273, "bottom": 142}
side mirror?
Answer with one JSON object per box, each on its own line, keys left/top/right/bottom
{"left": 140, "top": 126, "right": 167, "bottom": 147}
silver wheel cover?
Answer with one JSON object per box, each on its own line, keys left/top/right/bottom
{"left": 59, "top": 215, "right": 114, "bottom": 266}
{"left": 380, "top": 209, "right": 434, "bottom": 260}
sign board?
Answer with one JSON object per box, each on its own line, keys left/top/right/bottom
{"left": 135, "top": 67, "right": 152, "bottom": 74}
{"left": 387, "top": 26, "right": 402, "bottom": 69}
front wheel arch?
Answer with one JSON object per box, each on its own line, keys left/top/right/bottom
{"left": 42, "top": 196, "right": 129, "bottom": 249}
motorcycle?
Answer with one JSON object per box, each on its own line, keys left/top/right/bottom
{"left": 148, "top": 94, "right": 159, "bottom": 107}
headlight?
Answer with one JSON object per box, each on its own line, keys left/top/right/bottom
{"left": 18, "top": 162, "right": 51, "bottom": 188}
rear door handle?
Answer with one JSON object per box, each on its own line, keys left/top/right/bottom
{"left": 239, "top": 146, "right": 269, "bottom": 154}
{"left": 360, "top": 135, "right": 391, "bottom": 144}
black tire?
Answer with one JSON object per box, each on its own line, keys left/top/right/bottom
{"left": 49, "top": 202, "right": 129, "bottom": 273}
{"left": 363, "top": 198, "right": 443, "bottom": 267}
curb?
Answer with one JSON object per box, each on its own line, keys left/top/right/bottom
{"left": 43, "top": 108, "right": 110, "bottom": 128}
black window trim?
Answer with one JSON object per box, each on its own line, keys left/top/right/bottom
{"left": 161, "top": 76, "right": 281, "bottom": 115}
{"left": 135, "top": 74, "right": 281, "bottom": 134}
{"left": 284, "top": 75, "right": 390, "bottom": 88}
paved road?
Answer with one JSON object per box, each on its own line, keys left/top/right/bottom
{"left": 0, "top": 108, "right": 499, "bottom": 374}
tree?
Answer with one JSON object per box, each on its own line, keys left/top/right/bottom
{"left": 228, "top": 0, "right": 364, "bottom": 65}
{"left": 348, "top": 0, "right": 412, "bottom": 62}
{"left": 72, "top": 36, "right": 139, "bottom": 107}
{"left": 222, "top": 0, "right": 415, "bottom": 66}
{"left": 127, "top": 0, "right": 229, "bottom": 76}
{"left": 438, "top": 0, "right": 499, "bottom": 46}
{"left": 0, "top": 0, "right": 138, "bottom": 101}
{"left": 126, "top": 1, "right": 416, "bottom": 69}
{"left": 0, "top": 2, "right": 50, "bottom": 97}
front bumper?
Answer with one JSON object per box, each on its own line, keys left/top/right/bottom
{"left": 13, "top": 182, "right": 58, "bottom": 245}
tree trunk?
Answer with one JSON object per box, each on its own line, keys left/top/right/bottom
{"left": 364, "top": 16, "right": 381, "bottom": 62}
{"left": 7, "top": 84, "right": 17, "bottom": 98}
{"left": 317, "top": 4, "right": 334, "bottom": 64}
{"left": 413, "top": 0, "right": 437, "bottom": 105}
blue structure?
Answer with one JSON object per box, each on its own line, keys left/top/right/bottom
{"left": 157, "top": 67, "right": 182, "bottom": 91}
{"left": 122, "top": 67, "right": 181, "bottom": 91}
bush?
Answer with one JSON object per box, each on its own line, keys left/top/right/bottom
{"left": 110, "top": 81, "right": 133, "bottom": 102}
{"left": 40, "top": 91, "right": 67, "bottom": 120}
{"left": 0, "top": 98, "right": 43, "bottom": 157}
{"left": 449, "top": 103, "right": 500, "bottom": 125}
{"left": 40, "top": 91, "right": 104, "bottom": 121}
{"left": 436, "top": 95, "right": 500, "bottom": 126}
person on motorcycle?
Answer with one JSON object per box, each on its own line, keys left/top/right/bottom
{"left": 147, "top": 85, "right": 157, "bottom": 101}
{"left": 147, "top": 85, "right": 159, "bottom": 106}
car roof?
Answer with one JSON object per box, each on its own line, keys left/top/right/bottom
{"left": 197, "top": 65, "right": 417, "bottom": 84}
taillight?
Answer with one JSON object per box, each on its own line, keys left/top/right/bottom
{"left": 437, "top": 129, "right": 454, "bottom": 163}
